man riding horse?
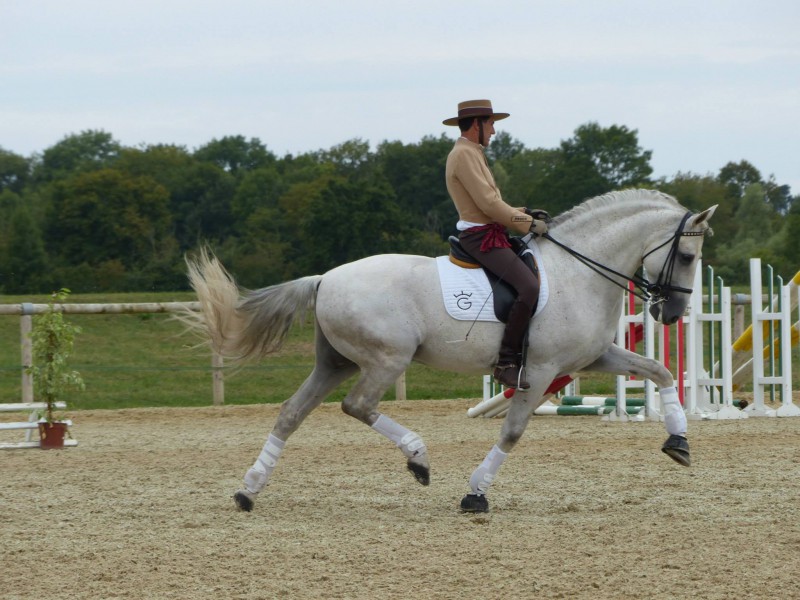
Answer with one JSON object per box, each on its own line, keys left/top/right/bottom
{"left": 443, "top": 99, "right": 549, "bottom": 390}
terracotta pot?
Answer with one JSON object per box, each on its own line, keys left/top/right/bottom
{"left": 38, "top": 421, "right": 68, "bottom": 449}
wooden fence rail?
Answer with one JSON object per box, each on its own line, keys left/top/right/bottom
{"left": 1, "top": 301, "right": 407, "bottom": 405}
{"left": 0, "top": 302, "right": 229, "bottom": 405}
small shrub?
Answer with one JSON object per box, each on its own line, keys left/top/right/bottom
{"left": 28, "top": 288, "right": 85, "bottom": 422}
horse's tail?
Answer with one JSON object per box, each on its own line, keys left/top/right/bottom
{"left": 182, "top": 248, "right": 322, "bottom": 365}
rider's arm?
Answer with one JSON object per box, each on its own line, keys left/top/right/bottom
{"left": 451, "top": 145, "right": 532, "bottom": 234}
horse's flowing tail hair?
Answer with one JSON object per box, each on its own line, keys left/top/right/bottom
{"left": 181, "top": 248, "right": 322, "bottom": 365}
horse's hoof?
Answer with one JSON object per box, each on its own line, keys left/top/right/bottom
{"left": 460, "top": 493, "right": 489, "bottom": 513}
{"left": 407, "top": 461, "right": 430, "bottom": 486}
{"left": 661, "top": 434, "right": 691, "bottom": 467}
{"left": 233, "top": 490, "right": 255, "bottom": 512}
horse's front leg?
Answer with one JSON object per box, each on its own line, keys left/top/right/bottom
{"left": 583, "top": 344, "right": 690, "bottom": 466}
{"left": 460, "top": 375, "right": 553, "bottom": 514}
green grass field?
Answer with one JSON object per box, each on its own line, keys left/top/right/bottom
{"left": 4, "top": 290, "right": 793, "bottom": 412}
{"left": 0, "top": 292, "right": 620, "bottom": 411}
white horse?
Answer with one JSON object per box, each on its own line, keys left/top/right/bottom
{"left": 183, "top": 189, "right": 716, "bottom": 513}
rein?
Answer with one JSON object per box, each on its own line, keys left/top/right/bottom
{"left": 541, "top": 211, "right": 703, "bottom": 305}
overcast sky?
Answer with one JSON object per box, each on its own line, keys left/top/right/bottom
{"left": 3, "top": 0, "right": 798, "bottom": 192}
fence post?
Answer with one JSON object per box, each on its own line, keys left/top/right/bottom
{"left": 212, "top": 351, "right": 224, "bottom": 406}
{"left": 733, "top": 305, "right": 745, "bottom": 340}
{"left": 395, "top": 373, "right": 406, "bottom": 401}
{"left": 20, "top": 314, "right": 33, "bottom": 403}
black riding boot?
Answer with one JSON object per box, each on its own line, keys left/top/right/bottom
{"left": 493, "top": 300, "right": 532, "bottom": 390}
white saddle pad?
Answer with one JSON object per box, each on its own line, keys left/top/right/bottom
{"left": 435, "top": 240, "right": 549, "bottom": 323}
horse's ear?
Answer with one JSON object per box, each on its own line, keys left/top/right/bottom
{"left": 690, "top": 204, "right": 717, "bottom": 228}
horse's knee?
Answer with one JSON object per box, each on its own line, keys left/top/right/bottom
{"left": 340, "top": 399, "right": 359, "bottom": 418}
{"left": 498, "top": 423, "right": 528, "bottom": 451}
{"left": 502, "top": 429, "right": 524, "bottom": 449}
{"left": 499, "top": 410, "right": 533, "bottom": 450}
{"left": 341, "top": 397, "right": 375, "bottom": 424}
{"left": 652, "top": 363, "right": 674, "bottom": 389}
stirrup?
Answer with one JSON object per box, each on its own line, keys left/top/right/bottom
{"left": 493, "top": 362, "right": 530, "bottom": 390}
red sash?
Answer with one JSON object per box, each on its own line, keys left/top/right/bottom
{"left": 465, "top": 223, "right": 511, "bottom": 252}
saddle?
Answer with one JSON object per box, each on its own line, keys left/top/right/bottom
{"left": 448, "top": 236, "right": 539, "bottom": 323}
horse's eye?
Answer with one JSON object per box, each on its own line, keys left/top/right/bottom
{"left": 679, "top": 253, "right": 695, "bottom": 264}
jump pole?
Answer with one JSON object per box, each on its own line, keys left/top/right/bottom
{"left": 727, "top": 270, "right": 800, "bottom": 377}
{"left": 468, "top": 392, "right": 644, "bottom": 418}
{"left": 731, "top": 321, "right": 800, "bottom": 390}
{"left": 607, "top": 281, "right": 662, "bottom": 422}
{"left": 745, "top": 258, "right": 799, "bottom": 417}
{"left": 467, "top": 384, "right": 515, "bottom": 418}
{"left": 683, "top": 265, "right": 743, "bottom": 420}
{"left": 468, "top": 375, "right": 574, "bottom": 419}
{"left": 561, "top": 396, "right": 646, "bottom": 406}
{"left": 608, "top": 285, "right": 636, "bottom": 422}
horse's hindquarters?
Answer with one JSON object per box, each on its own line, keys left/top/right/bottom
{"left": 315, "top": 255, "right": 498, "bottom": 373}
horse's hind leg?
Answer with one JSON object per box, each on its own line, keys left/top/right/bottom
{"left": 234, "top": 324, "right": 358, "bottom": 511}
{"left": 341, "top": 366, "right": 430, "bottom": 486}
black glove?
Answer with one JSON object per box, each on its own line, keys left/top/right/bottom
{"left": 524, "top": 208, "right": 552, "bottom": 223}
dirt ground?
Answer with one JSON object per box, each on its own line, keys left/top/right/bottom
{"left": 2, "top": 397, "right": 800, "bottom": 600}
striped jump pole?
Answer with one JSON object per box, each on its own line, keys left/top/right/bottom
{"left": 560, "top": 396, "right": 646, "bottom": 407}
{"left": 534, "top": 400, "right": 642, "bottom": 416}
{"left": 468, "top": 394, "right": 645, "bottom": 418}
{"left": 467, "top": 386, "right": 516, "bottom": 419}
{"left": 468, "top": 374, "right": 574, "bottom": 419}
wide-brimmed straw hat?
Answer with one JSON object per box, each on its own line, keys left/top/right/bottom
{"left": 442, "top": 99, "right": 510, "bottom": 126}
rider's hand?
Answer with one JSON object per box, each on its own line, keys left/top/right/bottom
{"left": 529, "top": 219, "right": 548, "bottom": 237}
{"left": 524, "top": 208, "right": 551, "bottom": 222}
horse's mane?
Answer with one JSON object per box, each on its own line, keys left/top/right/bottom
{"left": 550, "top": 189, "right": 682, "bottom": 228}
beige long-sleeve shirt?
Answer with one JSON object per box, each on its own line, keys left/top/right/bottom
{"left": 445, "top": 137, "right": 532, "bottom": 235}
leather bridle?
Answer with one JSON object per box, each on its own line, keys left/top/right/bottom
{"left": 541, "top": 211, "right": 704, "bottom": 306}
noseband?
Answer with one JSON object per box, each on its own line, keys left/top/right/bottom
{"left": 542, "top": 210, "right": 704, "bottom": 305}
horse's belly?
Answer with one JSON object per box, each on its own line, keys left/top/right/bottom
{"left": 413, "top": 322, "right": 500, "bottom": 374}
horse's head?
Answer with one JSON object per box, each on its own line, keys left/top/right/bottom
{"left": 642, "top": 205, "right": 717, "bottom": 325}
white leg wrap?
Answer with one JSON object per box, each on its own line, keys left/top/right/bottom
{"left": 371, "top": 414, "right": 427, "bottom": 459}
{"left": 469, "top": 445, "right": 508, "bottom": 495}
{"left": 660, "top": 386, "right": 687, "bottom": 436}
{"left": 243, "top": 434, "right": 285, "bottom": 494}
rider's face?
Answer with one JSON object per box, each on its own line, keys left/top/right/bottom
{"left": 480, "top": 118, "right": 496, "bottom": 144}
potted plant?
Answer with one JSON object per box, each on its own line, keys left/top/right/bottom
{"left": 27, "top": 288, "right": 85, "bottom": 449}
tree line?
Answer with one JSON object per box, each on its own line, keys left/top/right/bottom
{"left": 0, "top": 124, "right": 797, "bottom": 294}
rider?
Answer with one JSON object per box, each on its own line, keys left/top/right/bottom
{"left": 443, "top": 99, "right": 550, "bottom": 390}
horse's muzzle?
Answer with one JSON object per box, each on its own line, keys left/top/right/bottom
{"left": 649, "top": 301, "right": 682, "bottom": 325}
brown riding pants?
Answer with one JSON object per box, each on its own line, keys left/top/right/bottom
{"left": 459, "top": 229, "right": 539, "bottom": 362}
